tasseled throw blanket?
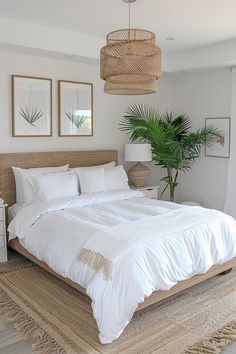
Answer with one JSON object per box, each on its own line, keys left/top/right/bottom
{"left": 78, "top": 207, "right": 230, "bottom": 280}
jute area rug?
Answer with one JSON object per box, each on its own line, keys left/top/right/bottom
{"left": 0, "top": 261, "right": 236, "bottom": 354}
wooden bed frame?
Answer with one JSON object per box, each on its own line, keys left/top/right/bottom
{"left": 0, "top": 150, "right": 235, "bottom": 313}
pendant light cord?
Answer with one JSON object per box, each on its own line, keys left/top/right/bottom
{"left": 128, "top": 1, "right": 131, "bottom": 41}
{"left": 129, "top": 2, "right": 131, "bottom": 30}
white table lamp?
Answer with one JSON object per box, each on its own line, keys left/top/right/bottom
{"left": 125, "top": 143, "right": 152, "bottom": 187}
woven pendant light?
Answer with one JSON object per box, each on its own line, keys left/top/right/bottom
{"left": 100, "top": 0, "right": 161, "bottom": 95}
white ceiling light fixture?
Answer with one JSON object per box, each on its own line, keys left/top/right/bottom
{"left": 100, "top": 0, "right": 161, "bottom": 95}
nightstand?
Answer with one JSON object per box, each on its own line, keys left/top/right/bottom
{"left": 131, "top": 185, "right": 160, "bottom": 199}
{"left": 0, "top": 204, "right": 7, "bottom": 262}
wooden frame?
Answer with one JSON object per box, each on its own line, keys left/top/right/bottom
{"left": 8, "top": 239, "right": 236, "bottom": 312}
{"left": 1, "top": 150, "right": 235, "bottom": 314}
{"left": 205, "top": 117, "right": 231, "bottom": 158}
{"left": 58, "top": 80, "right": 93, "bottom": 137}
{"left": 0, "top": 150, "right": 117, "bottom": 207}
{"left": 12, "top": 75, "right": 52, "bottom": 137}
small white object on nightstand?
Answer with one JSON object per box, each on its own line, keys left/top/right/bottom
{"left": 131, "top": 185, "right": 160, "bottom": 199}
{"left": 0, "top": 204, "right": 8, "bottom": 262}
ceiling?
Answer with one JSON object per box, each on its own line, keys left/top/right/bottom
{"left": 0, "top": 0, "right": 236, "bottom": 53}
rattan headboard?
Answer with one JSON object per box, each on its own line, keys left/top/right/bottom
{"left": 0, "top": 150, "right": 118, "bottom": 206}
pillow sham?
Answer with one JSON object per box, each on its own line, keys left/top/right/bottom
{"left": 77, "top": 167, "right": 105, "bottom": 194}
{"left": 70, "top": 161, "right": 115, "bottom": 172}
{"left": 34, "top": 171, "right": 79, "bottom": 201}
{"left": 12, "top": 167, "right": 24, "bottom": 204}
{"left": 77, "top": 165, "right": 130, "bottom": 194}
{"left": 12, "top": 164, "right": 69, "bottom": 204}
{"left": 104, "top": 166, "right": 130, "bottom": 191}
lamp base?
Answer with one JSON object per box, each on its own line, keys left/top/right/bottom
{"left": 128, "top": 162, "right": 150, "bottom": 187}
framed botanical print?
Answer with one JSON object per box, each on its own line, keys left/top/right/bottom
{"left": 205, "top": 117, "right": 231, "bottom": 158}
{"left": 58, "top": 80, "right": 93, "bottom": 136}
{"left": 12, "top": 75, "right": 52, "bottom": 137}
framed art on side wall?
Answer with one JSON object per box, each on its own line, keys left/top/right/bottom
{"left": 205, "top": 117, "right": 231, "bottom": 158}
{"left": 12, "top": 75, "right": 52, "bottom": 137}
{"left": 58, "top": 80, "right": 93, "bottom": 136}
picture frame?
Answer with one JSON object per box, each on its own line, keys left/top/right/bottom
{"left": 58, "top": 80, "right": 93, "bottom": 137}
{"left": 12, "top": 75, "right": 52, "bottom": 137}
{"left": 205, "top": 117, "right": 231, "bottom": 158}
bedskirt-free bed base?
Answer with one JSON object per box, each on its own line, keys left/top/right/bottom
{"left": 8, "top": 238, "right": 236, "bottom": 312}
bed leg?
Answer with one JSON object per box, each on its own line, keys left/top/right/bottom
{"left": 219, "top": 268, "right": 232, "bottom": 275}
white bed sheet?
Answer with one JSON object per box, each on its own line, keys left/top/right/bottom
{"left": 7, "top": 191, "right": 236, "bottom": 344}
{"left": 8, "top": 203, "right": 23, "bottom": 222}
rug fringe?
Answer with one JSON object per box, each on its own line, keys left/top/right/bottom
{"left": 184, "top": 321, "right": 236, "bottom": 353}
{"left": 0, "top": 287, "right": 66, "bottom": 354}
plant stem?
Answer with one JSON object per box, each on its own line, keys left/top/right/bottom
{"left": 167, "top": 167, "right": 175, "bottom": 202}
{"left": 170, "top": 186, "right": 175, "bottom": 202}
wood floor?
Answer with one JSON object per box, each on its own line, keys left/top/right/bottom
{"left": 0, "top": 251, "right": 235, "bottom": 354}
{"left": 0, "top": 251, "right": 34, "bottom": 354}
{"left": 0, "top": 316, "right": 34, "bottom": 354}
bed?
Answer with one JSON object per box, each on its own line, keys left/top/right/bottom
{"left": 1, "top": 150, "right": 236, "bottom": 344}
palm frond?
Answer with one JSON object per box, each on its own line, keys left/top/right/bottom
{"left": 19, "top": 106, "right": 44, "bottom": 127}
{"left": 66, "top": 113, "right": 86, "bottom": 129}
{"left": 120, "top": 104, "right": 163, "bottom": 139}
{"left": 119, "top": 104, "right": 224, "bottom": 201}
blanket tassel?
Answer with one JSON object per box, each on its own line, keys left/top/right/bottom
{"left": 78, "top": 248, "right": 112, "bottom": 280}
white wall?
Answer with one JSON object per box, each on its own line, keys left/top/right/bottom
{"left": 0, "top": 50, "right": 172, "bottom": 166}
{"left": 172, "top": 68, "right": 232, "bottom": 210}
{"left": 224, "top": 68, "right": 236, "bottom": 217}
{"left": 2, "top": 50, "right": 231, "bottom": 209}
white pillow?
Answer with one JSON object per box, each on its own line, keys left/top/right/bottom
{"left": 34, "top": 171, "right": 79, "bottom": 201}
{"left": 12, "top": 164, "right": 69, "bottom": 204}
{"left": 77, "top": 165, "right": 130, "bottom": 194}
{"left": 71, "top": 161, "right": 115, "bottom": 172}
{"left": 12, "top": 166, "right": 24, "bottom": 204}
{"left": 104, "top": 166, "right": 130, "bottom": 191}
{"left": 77, "top": 167, "right": 105, "bottom": 194}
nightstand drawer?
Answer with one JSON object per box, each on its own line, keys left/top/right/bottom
{"left": 0, "top": 220, "right": 5, "bottom": 235}
{"left": 131, "top": 185, "right": 160, "bottom": 199}
{"left": 0, "top": 236, "right": 5, "bottom": 248}
{"left": 143, "top": 188, "right": 158, "bottom": 199}
{"left": 0, "top": 208, "right": 4, "bottom": 221}
{"left": 0, "top": 204, "right": 7, "bottom": 262}
{"left": 0, "top": 220, "right": 5, "bottom": 234}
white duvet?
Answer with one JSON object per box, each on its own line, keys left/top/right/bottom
{"left": 8, "top": 190, "right": 236, "bottom": 344}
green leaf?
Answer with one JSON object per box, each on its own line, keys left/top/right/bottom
{"left": 19, "top": 106, "right": 44, "bottom": 127}
{"left": 65, "top": 112, "right": 86, "bottom": 129}
{"left": 119, "top": 105, "right": 224, "bottom": 201}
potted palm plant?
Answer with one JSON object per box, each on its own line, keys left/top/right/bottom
{"left": 120, "top": 105, "right": 222, "bottom": 202}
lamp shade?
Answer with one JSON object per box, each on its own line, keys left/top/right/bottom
{"left": 125, "top": 143, "right": 152, "bottom": 162}
{"left": 100, "top": 29, "right": 161, "bottom": 95}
